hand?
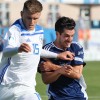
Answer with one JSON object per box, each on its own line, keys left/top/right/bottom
{"left": 64, "top": 65, "right": 73, "bottom": 75}
{"left": 57, "top": 67, "right": 67, "bottom": 75}
{"left": 39, "top": 58, "right": 54, "bottom": 72}
{"left": 18, "top": 43, "right": 31, "bottom": 53}
{"left": 57, "top": 51, "right": 74, "bottom": 61}
{"left": 57, "top": 65, "right": 73, "bottom": 75}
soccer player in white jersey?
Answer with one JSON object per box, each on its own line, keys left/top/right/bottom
{"left": 0, "top": 0, "right": 74, "bottom": 100}
{"left": 39, "top": 17, "right": 88, "bottom": 100}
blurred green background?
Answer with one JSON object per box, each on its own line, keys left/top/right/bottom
{"left": 36, "top": 61, "right": 100, "bottom": 100}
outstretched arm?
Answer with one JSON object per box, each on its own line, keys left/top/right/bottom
{"left": 41, "top": 49, "right": 74, "bottom": 60}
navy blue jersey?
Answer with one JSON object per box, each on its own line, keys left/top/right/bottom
{"left": 42, "top": 42, "right": 88, "bottom": 100}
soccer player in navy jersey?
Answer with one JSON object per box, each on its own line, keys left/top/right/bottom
{"left": 0, "top": 1, "right": 74, "bottom": 100}
{"left": 39, "top": 17, "right": 88, "bottom": 100}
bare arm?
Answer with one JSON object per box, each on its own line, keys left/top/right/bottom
{"left": 39, "top": 61, "right": 61, "bottom": 84}
{"left": 41, "top": 70, "right": 61, "bottom": 84}
{"left": 39, "top": 60, "right": 83, "bottom": 84}
{"left": 62, "top": 65, "right": 83, "bottom": 79}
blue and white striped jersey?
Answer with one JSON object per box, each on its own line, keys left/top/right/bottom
{"left": 0, "top": 19, "right": 44, "bottom": 89}
{"left": 42, "top": 42, "right": 88, "bottom": 100}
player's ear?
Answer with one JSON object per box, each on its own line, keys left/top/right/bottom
{"left": 56, "top": 32, "right": 59, "bottom": 36}
{"left": 56, "top": 31, "right": 61, "bottom": 37}
{"left": 20, "top": 11, "right": 23, "bottom": 17}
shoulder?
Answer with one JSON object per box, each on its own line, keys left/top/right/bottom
{"left": 6, "top": 19, "right": 22, "bottom": 40}
{"left": 43, "top": 42, "right": 54, "bottom": 50}
{"left": 9, "top": 19, "right": 21, "bottom": 33}
{"left": 7, "top": 26, "right": 20, "bottom": 39}
{"left": 35, "top": 24, "right": 44, "bottom": 32}
{"left": 71, "top": 42, "right": 84, "bottom": 56}
{"left": 71, "top": 42, "right": 83, "bottom": 50}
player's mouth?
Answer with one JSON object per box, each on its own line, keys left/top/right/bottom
{"left": 29, "top": 25, "right": 34, "bottom": 27}
{"left": 64, "top": 42, "right": 71, "bottom": 47}
{"left": 27, "top": 25, "right": 35, "bottom": 30}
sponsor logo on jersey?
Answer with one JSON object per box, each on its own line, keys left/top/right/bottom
{"left": 26, "top": 38, "right": 31, "bottom": 42}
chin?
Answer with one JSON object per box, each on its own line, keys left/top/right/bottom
{"left": 65, "top": 44, "right": 70, "bottom": 48}
{"left": 28, "top": 27, "right": 34, "bottom": 31}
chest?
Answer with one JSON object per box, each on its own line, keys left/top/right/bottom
{"left": 19, "top": 33, "right": 43, "bottom": 45}
{"left": 19, "top": 32, "right": 43, "bottom": 55}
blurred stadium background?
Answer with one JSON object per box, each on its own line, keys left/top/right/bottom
{"left": 0, "top": 0, "right": 100, "bottom": 100}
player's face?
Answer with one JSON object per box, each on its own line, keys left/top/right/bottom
{"left": 57, "top": 29, "right": 75, "bottom": 50}
{"left": 21, "top": 10, "right": 41, "bottom": 30}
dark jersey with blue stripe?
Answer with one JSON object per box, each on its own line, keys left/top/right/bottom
{"left": 42, "top": 42, "right": 88, "bottom": 100}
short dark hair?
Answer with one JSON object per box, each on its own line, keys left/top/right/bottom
{"left": 55, "top": 16, "right": 76, "bottom": 33}
{"left": 23, "top": 0, "right": 43, "bottom": 14}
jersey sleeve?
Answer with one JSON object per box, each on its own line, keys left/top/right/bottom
{"left": 3, "top": 26, "right": 20, "bottom": 57}
{"left": 72, "top": 43, "right": 86, "bottom": 66}
{"left": 6, "top": 27, "right": 20, "bottom": 47}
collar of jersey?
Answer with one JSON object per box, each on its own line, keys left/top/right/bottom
{"left": 52, "top": 42, "right": 70, "bottom": 51}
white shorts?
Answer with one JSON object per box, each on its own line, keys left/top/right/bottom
{"left": 0, "top": 83, "right": 41, "bottom": 100}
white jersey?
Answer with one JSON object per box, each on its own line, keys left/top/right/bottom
{"left": 0, "top": 19, "right": 44, "bottom": 89}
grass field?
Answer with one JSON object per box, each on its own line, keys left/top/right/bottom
{"left": 36, "top": 61, "right": 100, "bottom": 100}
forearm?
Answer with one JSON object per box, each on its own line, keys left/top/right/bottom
{"left": 42, "top": 63, "right": 81, "bottom": 79}
{"left": 40, "top": 49, "right": 58, "bottom": 58}
{"left": 39, "top": 61, "right": 61, "bottom": 72}
{"left": 3, "top": 47, "right": 18, "bottom": 57}
{"left": 63, "top": 65, "right": 83, "bottom": 79}
{"left": 63, "top": 70, "right": 82, "bottom": 79}
{"left": 41, "top": 71, "right": 61, "bottom": 84}
{"left": 48, "top": 63, "right": 61, "bottom": 71}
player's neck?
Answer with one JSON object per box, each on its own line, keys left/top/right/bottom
{"left": 53, "top": 40, "right": 66, "bottom": 51}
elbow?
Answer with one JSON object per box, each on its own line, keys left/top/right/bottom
{"left": 42, "top": 79, "right": 50, "bottom": 85}
{"left": 43, "top": 81, "right": 49, "bottom": 85}
{"left": 3, "top": 47, "right": 18, "bottom": 57}
{"left": 3, "top": 51, "right": 7, "bottom": 57}
{"left": 3, "top": 51, "right": 10, "bottom": 57}
{"left": 75, "top": 76, "right": 81, "bottom": 79}
{"left": 42, "top": 77, "right": 53, "bottom": 84}
{"left": 75, "top": 74, "right": 82, "bottom": 79}
{"left": 3, "top": 49, "right": 10, "bottom": 57}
